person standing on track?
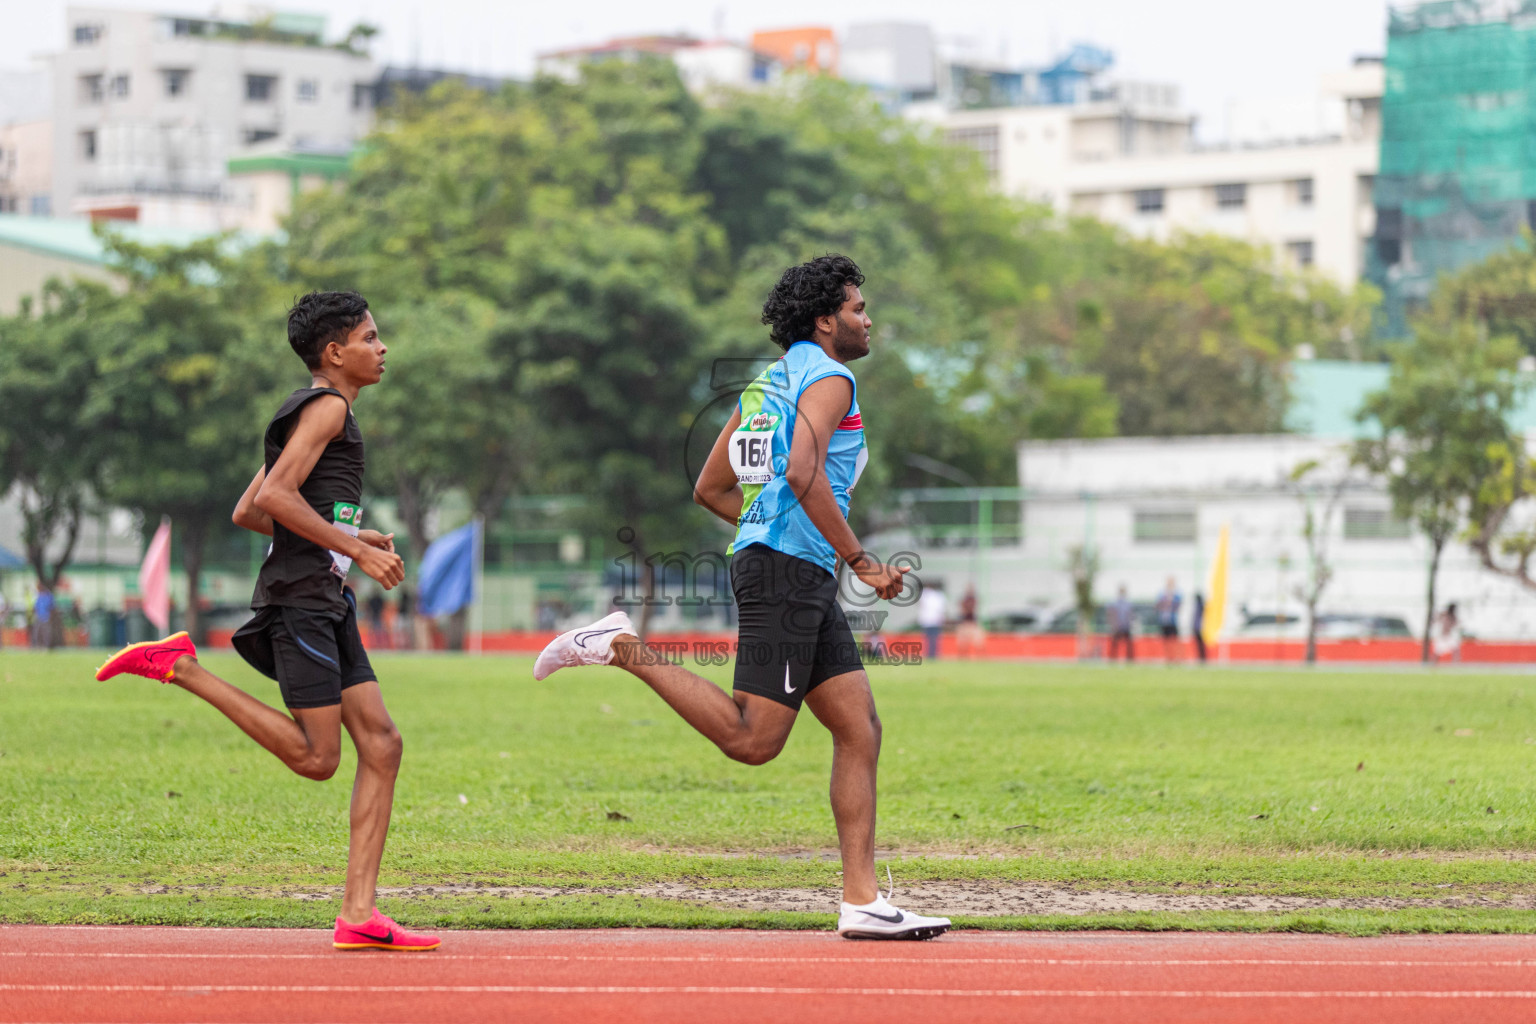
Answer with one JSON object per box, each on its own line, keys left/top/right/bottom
{"left": 94, "top": 291, "right": 439, "bottom": 953}
{"left": 534, "top": 255, "right": 951, "bottom": 941}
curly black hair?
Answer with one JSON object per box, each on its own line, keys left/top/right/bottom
{"left": 287, "top": 291, "right": 370, "bottom": 369}
{"left": 760, "top": 254, "right": 864, "bottom": 351}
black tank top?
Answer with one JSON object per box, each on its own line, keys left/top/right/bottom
{"left": 250, "top": 387, "right": 366, "bottom": 616}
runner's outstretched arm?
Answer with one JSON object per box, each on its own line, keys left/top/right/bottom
{"left": 785, "top": 376, "right": 906, "bottom": 600}
{"left": 254, "top": 395, "right": 404, "bottom": 590}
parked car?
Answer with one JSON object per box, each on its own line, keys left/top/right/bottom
{"left": 984, "top": 610, "right": 1046, "bottom": 633}
{"left": 1043, "top": 602, "right": 1161, "bottom": 635}
{"left": 1236, "top": 611, "right": 1414, "bottom": 641}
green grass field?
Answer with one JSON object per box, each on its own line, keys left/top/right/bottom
{"left": 4, "top": 650, "right": 1536, "bottom": 934}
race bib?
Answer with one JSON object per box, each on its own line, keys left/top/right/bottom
{"left": 730, "top": 413, "right": 779, "bottom": 485}
{"left": 330, "top": 501, "right": 364, "bottom": 579}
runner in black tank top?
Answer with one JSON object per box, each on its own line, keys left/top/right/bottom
{"left": 250, "top": 386, "right": 366, "bottom": 615}
{"left": 92, "top": 292, "right": 439, "bottom": 951}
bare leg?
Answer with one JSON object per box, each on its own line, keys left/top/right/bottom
{"left": 805, "top": 670, "right": 882, "bottom": 905}
{"left": 170, "top": 655, "right": 340, "bottom": 780}
{"left": 611, "top": 636, "right": 797, "bottom": 764}
{"left": 337, "top": 682, "right": 402, "bottom": 925}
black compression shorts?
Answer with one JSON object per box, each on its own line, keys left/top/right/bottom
{"left": 731, "top": 544, "right": 864, "bottom": 710}
{"left": 231, "top": 589, "right": 376, "bottom": 709}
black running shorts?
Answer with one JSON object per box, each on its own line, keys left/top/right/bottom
{"left": 731, "top": 543, "right": 864, "bottom": 710}
{"left": 231, "top": 589, "right": 376, "bottom": 709}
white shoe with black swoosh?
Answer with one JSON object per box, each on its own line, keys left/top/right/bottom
{"left": 836, "top": 897, "right": 951, "bottom": 940}
{"left": 533, "top": 610, "right": 634, "bottom": 681}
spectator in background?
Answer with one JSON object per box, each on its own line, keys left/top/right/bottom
{"left": 1156, "top": 577, "right": 1182, "bottom": 663}
{"left": 396, "top": 584, "right": 416, "bottom": 650}
{"left": 917, "top": 580, "right": 947, "bottom": 661}
{"left": 1191, "top": 591, "right": 1208, "bottom": 663}
{"left": 1107, "top": 585, "right": 1135, "bottom": 662}
{"left": 366, "top": 589, "right": 387, "bottom": 649}
{"left": 1432, "top": 602, "right": 1463, "bottom": 664}
{"left": 956, "top": 584, "right": 983, "bottom": 659}
{"left": 31, "top": 589, "right": 54, "bottom": 649}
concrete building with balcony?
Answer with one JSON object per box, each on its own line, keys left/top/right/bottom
{"left": 49, "top": 6, "right": 375, "bottom": 228}
{"left": 927, "top": 60, "right": 1383, "bottom": 286}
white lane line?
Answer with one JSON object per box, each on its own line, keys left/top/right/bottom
{"left": 6, "top": 984, "right": 1536, "bottom": 999}
{"left": 5, "top": 951, "right": 1536, "bottom": 968}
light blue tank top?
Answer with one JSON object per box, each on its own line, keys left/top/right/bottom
{"left": 728, "top": 341, "right": 868, "bottom": 575}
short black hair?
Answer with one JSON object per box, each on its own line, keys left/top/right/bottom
{"left": 287, "top": 291, "right": 370, "bottom": 369}
{"left": 760, "top": 254, "right": 864, "bottom": 351}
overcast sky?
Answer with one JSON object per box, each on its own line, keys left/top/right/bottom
{"left": 5, "top": 0, "right": 1390, "bottom": 140}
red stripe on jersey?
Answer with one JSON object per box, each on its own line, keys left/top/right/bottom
{"left": 839, "top": 413, "right": 863, "bottom": 431}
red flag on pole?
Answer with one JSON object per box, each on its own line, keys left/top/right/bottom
{"left": 139, "top": 518, "right": 171, "bottom": 632}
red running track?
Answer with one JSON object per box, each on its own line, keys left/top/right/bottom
{"left": 5, "top": 926, "right": 1536, "bottom": 1023}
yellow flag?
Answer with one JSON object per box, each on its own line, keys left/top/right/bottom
{"left": 1202, "top": 524, "right": 1229, "bottom": 648}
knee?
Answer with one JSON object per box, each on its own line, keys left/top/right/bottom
{"left": 723, "top": 733, "right": 785, "bottom": 766}
{"left": 294, "top": 750, "right": 341, "bottom": 781}
{"left": 360, "top": 725, "right": 404, "bottom": 772}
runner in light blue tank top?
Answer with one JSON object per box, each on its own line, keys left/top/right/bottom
{"left": 531, "top": 255, "right": 950, "bottom": 940}
{"left": 729, "top": 341, "right": 869, "bottom": 574}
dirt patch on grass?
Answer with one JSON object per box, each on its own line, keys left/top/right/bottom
{"left": 108, "top": 880, "right": 1536, "bottom": 916}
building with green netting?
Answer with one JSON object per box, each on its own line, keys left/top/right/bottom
{"left": 1373, "top": 0, "right": 1536, "bottom": 334}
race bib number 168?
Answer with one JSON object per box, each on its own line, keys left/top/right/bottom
{"left": 730, "top": 430, "right": 774, "bottom": 484}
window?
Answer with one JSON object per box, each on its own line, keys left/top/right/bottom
{"left": 162, "top": 69, "right": 190, "bottom": 98}
{"left": 946, "top": 125, "right": 1000, "bottom": 179}
{"left": 1292, "top": 177, "right": 1314, "bottom": 206}
{"left": 79, "top": 130, "right": 97, "bottom": 161}
{"left": 74, "top": 23, "right": 102, "bottom": 45}
{"left": 243, "top": 128, "right": 279, "bottom": 145}
{"left": 1343, "top": 507, "right": 1411, "bottom": 541}
{"left": 296, "top": 78, "right": 318, "bottom": 103}
{"left": 245, "top": 75, "right": 277, "bottom": 102}
{"left": 352, "top": 82, "right": 373, "bottom": 110}
{"left": 1134, "top": 188, "right": 1165, "bottom": 214}
{"left": 79, "top": 74, "right": 104, "bottom": 104}
{"left": 1134, "top": 509, "right": 1197, "bottom": 544}
{"left": 1214, "top": 183, "right": 1246, "bottom": 209}
{"left": 109, "top": 74, "right": 129, "bottom": 99}
{"left": 1287, "top": 239, "right": 1315, "bottom": 267}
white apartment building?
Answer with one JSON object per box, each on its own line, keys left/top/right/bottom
{"left": 929, "top": 62, "right": 1383, "bottom": 286}
{"left": 50, "top": 6, "right": 375, "bottom": 229}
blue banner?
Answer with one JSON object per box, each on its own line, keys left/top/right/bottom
{"left": 416, "top": 520, "right": 480, "bottom": 617}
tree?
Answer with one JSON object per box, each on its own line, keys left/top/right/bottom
{"left": 1352, "top": 322, "right": 1524, "bottom": 661}
{"left": 0, "top": 285, "right": 112, "bottom": 638}
{"left": 85, "top": 234, "right": 291, "bottom": 644}
{"left": 1288, "top": 455, "right": 1354, "bottom": 664}
{"left": 1022, "top": 227, "right": 1379, "bottom": 437}
{"left": 1427, "top": 233, "right": 1536, "bottom": 356}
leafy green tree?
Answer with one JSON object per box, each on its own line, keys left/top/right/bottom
{"left": 0, "top": 285, "right": 111, "bottom": 627}
{"left": 1353, "top": 323, "right": 1525, "bottom": 661}
{"left": 85, "top": 235, "right": 291, "bottom": 644}
{"left": 1025, "top": 227, "right": 1377, "bottom": 436}
{"left": 363, "top": 293, "right": 531, "bottom": 558}
{"left": 1426, "top": 234, "right": 1536, "bottom": 356}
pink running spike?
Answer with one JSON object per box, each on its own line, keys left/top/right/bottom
{"left": 95, "top": 631, "right": 197, "bottom": 683}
